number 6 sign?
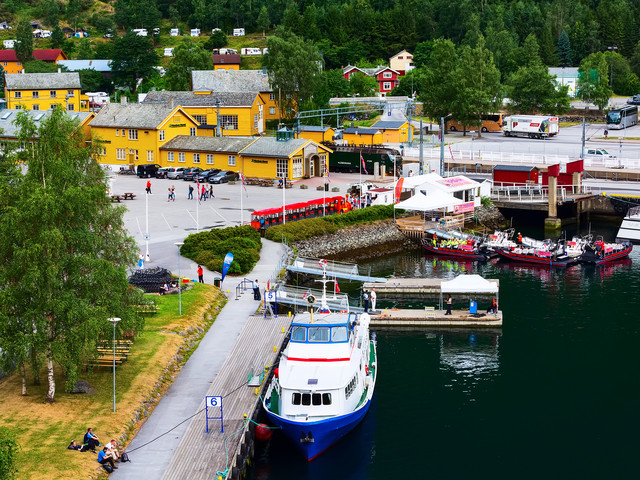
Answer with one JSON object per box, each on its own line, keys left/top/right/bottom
{"left": 205, "top": 396, "right": 224, "bottom": 433}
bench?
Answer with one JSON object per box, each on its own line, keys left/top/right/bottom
{"left": 123, "top": 192, "right": 137, "bottom": 200}
{"left": 110, "top": 195, "right": 122, "bottom": 202}
{"left": 85, "top": 355, "right": 127, "bottom": 369}
{"left": 135, "top": 304, "right": 158, "bottom": 314}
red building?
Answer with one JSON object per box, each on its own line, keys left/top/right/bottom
{"left": 493, "top": 165, "right": 539, "bottom": 186}
{"left": 342, "top": 65, "right": 401, "bottom": 97}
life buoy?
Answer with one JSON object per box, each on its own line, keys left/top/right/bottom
{"left": 365, "top": 364, "right": 369, "bottom": 375}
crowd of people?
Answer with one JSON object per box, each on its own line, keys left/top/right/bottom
{"left": 68, "top": 428, "right": 127, "bottom": 472}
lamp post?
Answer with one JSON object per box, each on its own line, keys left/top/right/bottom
{"left": 608, "top": 46, "right": 618, "bottom": 88}
{"left": 175, "top": 242, "right": 184, "bottom": 315}
{"left": 107, "top": 317, "right": 121, "bottom": 413}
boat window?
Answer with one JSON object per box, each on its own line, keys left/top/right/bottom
{"left": 291, "top": 326, "right": 306, "bottom": 342}
{"left": 308, "top": 326, "right": 330, "bottom": 342}
{"left": 312, "top": 393, "right": 321, "bottom": 405}
{"left": 301, "top": 393, "right": 311, "bottom": 406}
{"left": 292, "top": 393, "right": 301, "bottom": 405}
{"left": 331, "top": 326, "right": 348, "bottom": 342}
{"left": 322, "top": 393, "right": 332, "bottom": 405}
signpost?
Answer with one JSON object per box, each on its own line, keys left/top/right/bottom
{"left": 205, "top": 395, "right": 224, "bottom": 433}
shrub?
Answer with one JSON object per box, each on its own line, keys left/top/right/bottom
{"left": 0, "top": 428, "right": 20, "bottom": 480}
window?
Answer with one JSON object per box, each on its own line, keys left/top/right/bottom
{"left": 116, "top": 148, "right": 126, "bottom": 160}
{"left": 292, "top": 393, "right": 301, "bottom": 405}
{"left": 147, "top": 150, "right": 154, "bottom": 162}
{"left": 32, "top": 91, "right": 39, "bottom": 98}
{"left": 167, "top": 152, "right": 174, "bottom": 162}
{"left": 50, "top": 91, "right": 57, "bottom": 98}
{"left": 190, "top": 127, "right": 196, "bottom": 136}
{"left": 14, "top": 92, "right": 21, "bottom": 99}
{"left": 50, "top": 104, "right": 56, "bottom": 110}
{"left": 383, "top": 82, "right": 391, "bottom": 90}
{"left": 276, "top": 158, "right": 288, "bottom": 179}
{"left": 32, "top": 105, "right": 39, "bottom": 110}
{"left": 312, "top": 393, "right": 321, "bottom": 406}
{"left": 17, "top": 62, "right": 21, "bottom": 66}
{"left": 269, "top": 93, "right": 275, "bottom": 101}
{"left": 383, "top": 72, "right": 392, "bottom": 78}
{"left": 269, "top": 107, "right": 276, "bottom": 115}
{"left": 159, "top": 130, "right": 165, "bottom": 141}
{"left": 331, "top": 326, "right": 348, "bottom": 342}
{"left": 68, "top": 104, "right": 75, "bottom": 111}
{"left": 178, "top": 152, "right": 185, "bottom": 163}
{"left": 193, "top": 153, "right": 200, "bottom": 163}
{"left": 292, "top": 157, "right": 303, "bottom": 178}
{"left": 116, "top": 129, "right": 119, "bottom": 136}
{"left": 219, "top": 115, "right": 238, "bottom": 131}
{"left": 308, "top": 326, "right": 330, "bottom": 343}
{"left": 254, "top": 113, "right": 259, "bottom": 130}
{"left": 228, "top": 155, "right": 235, "bottom": 166}
{"left": 206, "top": 154, "right": 214, "bottom": 165}
{"left": 193, "top": 115, "right": 207, "bottom": 125}
{"left": 128, "top": 129, "right": 138, "bottom": 140}
{"left": 67, "top": 90, "right": 74, "bottom": 96}
{"left": 132, "top": 149, "right": 139, "bottom": 161}
{"left": 345, "top": 375, "right": 357, "bottom": 399}
{"left": 291, "top": 326, "right": 306, "bottom": 342}
{"left": 398, "top": 56, "right": 403, "bottom": 59}
{"left": 121, "top": 129, "right": 125, "bottom": 136}
{"left": 292, "top": 392, "right": 331, "bottom": 406}
{"left": 322, "top": 393, "right": 332, "bottom": 405}
{"left": 301, "top": 393, "right": 311, "bottom": 406}
{"left": 2, "top": 62, "right": 6, "bottom": 66}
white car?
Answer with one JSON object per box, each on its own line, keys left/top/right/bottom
{"left": 584, "top": 148, "right": 616, "bottom": 159}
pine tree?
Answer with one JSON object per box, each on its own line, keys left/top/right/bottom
{"left": 557, "top": 29, "right": 573, "bottom": 67}
{"left": 14, "top": 19, "right": 33, "bottom": 65}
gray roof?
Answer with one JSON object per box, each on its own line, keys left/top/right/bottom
{"left": 493, "top": 165, "right": 538, "bottom": 172}
{"left": 239, "top": 137, "right": 310, "bottom": 157}
{"left": 58, "top": 59, "right": 112, "bottom": 72}
{"left": 191, "top": 69, "right": 271, "bottom": 93}
{"left": 91, "top": 103, "right": 185, "bottom": 129}
{"left": 4, "top": 72, "right": 81, "bottom": 90}
{"left": 0, "top": 109, "right": 92, "bottom": 139}
{"left": 160, "top": 135, "right": 256, "bottom": 153}
{"left": 372, "top": 120, "right": 407, "bottom": 129}
{"left": 343, "top": 127, "right": 380, "bottom": 135}
{"left": 548, "top": 67, "right": 579, "bottom": 77}
{"left": 300, "top": 125, "right": 333, "bottom": 132}
{"left": 143, "top": 90, "right": 258, "bottom": 107}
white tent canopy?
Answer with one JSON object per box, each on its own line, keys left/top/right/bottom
{"left": 394, "top": 189, "right": 465, "bottom": 211}
{"left": 440, "top": 275, "right": 498, "bottom": 294}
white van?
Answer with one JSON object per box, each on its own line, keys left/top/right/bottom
{"left": 164, "top": 48, "right": 174, "bottom": 57}
{"left": 233, "top": 28, "right": 245, "bottom": 36}
{"left": 170, "top": 28, "right": 180, "bottom": 36}
{"left": 241, "top": 48, "right": 262, "bottom": 56}
{"left": 219, "top": 48, "right": 238, "bottom": 55}
{"left": 212, "top": 28, "right": 221, "bottom": 34}
{"left": 133, "top": 28, "right": 148, "bottom": 37}
{"left": 190, "top": 28, "right": 200, "bottom": 37}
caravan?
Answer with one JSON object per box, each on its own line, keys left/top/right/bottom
{"left": 133, "top": 28, "right": 148, "bottom": 36}
{"left": 241, "top": 48, "right": 262, "bottom": 56}
{"left": 170, "top": 28, "right": 180, "bottom": 36}
{"left": 233, "top": 28, "right": 245, "bottom": 36}
{"left": 190, "top": 28, "right": 201, "bottom": 37}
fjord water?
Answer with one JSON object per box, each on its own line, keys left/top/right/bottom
{"left": 249, "top": 224, "right": 640, "bottom": 479}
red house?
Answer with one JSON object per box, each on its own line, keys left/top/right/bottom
{"left": 493, "top": 165, "right": 539, "bottom": 186}
{"left": 342, "top": 65, "right": 400, "bottom": 97}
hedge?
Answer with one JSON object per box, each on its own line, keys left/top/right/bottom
{"left": 265, "top": 205, "right": 396, "bottom": 243}
{"left": 181, "top": 225, "right": 262, "bottom": 275}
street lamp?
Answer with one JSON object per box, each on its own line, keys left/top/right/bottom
{"left": 175, "top": 242, "right": 184, "bottom": 315}
{"left": 107, "top": 317, "right": 121, "bottom": 413}
{"left": 608, "top": 46, "right": 618, "bottom": 88}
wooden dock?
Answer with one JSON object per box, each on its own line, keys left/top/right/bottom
{"left": 161, "top": 314, "right": 291, "bottom": 480}
{"left": 363, "top": 278, "right": 500, "bottom": 300}
{"left": 370, "top": 308, "right": 502, "bottom": 327}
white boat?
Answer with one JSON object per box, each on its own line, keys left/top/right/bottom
{"left": 617, "top": 206, "right": 640, "bottom": 244}
{"left": 262, "top": 263, "right": 377, "bottom": 460}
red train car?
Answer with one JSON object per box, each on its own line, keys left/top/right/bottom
{"left": 251, "top": 196, "right": 351, "bottom": 229}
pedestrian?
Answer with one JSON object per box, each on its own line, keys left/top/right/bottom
{"left": 171, "top": 185, "right": 176, "bottom": 201}
{"left": 200, "top": 184, "right": 206, "bottom": 201}
{"left": 209, "top": 185, "right": 214, "bottom": 198}
{"left": 253, "top": 279, "right": 260, "bottom": 300}
{"left": 408, "top": 169, "right": 414, "bottom": 177}
{"left": 604, "top": 129, "right": 609, "bottom": 139}
{"left": 188, "top": 185, "right": 194, "bottom": 199}
{"left": 197, "top": 264, "right": 204, "bottom": 283}
{"left": 146, "top": 180, "right": 151, "bottom": 194}
{"left": 167, "top": 187, "right": 172, "bottom": 202}
{"left": 363, "top": 290, "right": 369, "bottom": 312}
{"left": 370, "top": 288, "right": 377, "bottom": 311}
{"left": 138, "top": 252, "right": 144, "bottom": 269}
{"left": 518, "top": 232, "right": 522, "bottom": 244}
{"left": 445, "top": 294, "right": 452, "bottom": 315}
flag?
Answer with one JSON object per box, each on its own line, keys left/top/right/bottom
{"left": 221, "top": 252, "right": 234, "bottom": 283}
{"left": 196, "top": 179, "right": 200, "bottom": 202}
{"left": 334, "top": 280, "right": 340, "bottom": 294}
{"left": 360, "top": 153, "right": 368, "bottom": 174}
{"left": 394, "top": 177, "right": 404, "bottom": 204}
{"left": 240, "top": 173, "right": 248, "bottom": 193}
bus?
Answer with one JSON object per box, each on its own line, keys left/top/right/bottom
{"left": 447, "top": 113, "right": 504, "bottom": 133}
{"left": 606, "top": 105, "right": 638, "bottom": 130}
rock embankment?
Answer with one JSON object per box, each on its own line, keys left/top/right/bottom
{"left": 293, "top": 219, "right": 414, "bottom": 260}
{"left": 474, "top": 205, "right": 509, "bottom": 230}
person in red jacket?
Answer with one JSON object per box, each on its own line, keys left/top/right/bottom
{"left": 146, "top": 180, "right": 151, "bottom": 194}
{"left": 197, "top": 265, "right": 204, "bottom": 283}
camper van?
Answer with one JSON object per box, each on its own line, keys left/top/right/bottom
{"left": 219, "top": 48, "right": 238, "bottom": 55}
{"left": 133, "top": 28, "right": 148, "bottom": 36}
{"left": 164, "top": 48, "right": 174, "bottom": 57}
{"left": 190, "top": 28, "right": 201, "bottom": 37}
{"left": 3, "top": 39, "right": 15, "bottom": 49}
{"left": 233, "top": 28, "right": 245, "bottom": 36}
{"left": 241, "top": 48, "right": 262, "bottom": 56}
{"left": 86, "top": 92, "right": 110, "bottom": 107}
{"left": 170, "top": 28, "right": 180, "bottom": 36}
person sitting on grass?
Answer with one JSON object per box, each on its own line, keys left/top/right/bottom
{"left": 68, "top": 440, "right": 89, "bottom": 452}
{"left": 83, "top": 428, "right": 100, "bottom": 452}
{"left": 106, "top": 439, "right": 120, "bottom": 461}
{"left": 98, "top": 446, "right": 117, "bottom": 469}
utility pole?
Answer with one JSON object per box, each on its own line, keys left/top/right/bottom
{"left": 419, "top": 119, "right": 424, "bottom": 175}
{"left": 581, "top": 117, "right": 585, "bottom": 159}
{"left": 440, "top": 117, "right": 445, "bottom": 176}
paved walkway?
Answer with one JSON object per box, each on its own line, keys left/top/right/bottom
{"left": 111, "top": 239, "right": 286, "bottom": 480}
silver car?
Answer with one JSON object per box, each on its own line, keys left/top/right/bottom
{"left": 166, "top": 167, "right": 186, "bottom": 179}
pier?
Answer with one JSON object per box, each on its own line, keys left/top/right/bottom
{"left": 363, "top": 278, "right": 500, "bottom": 300}
{"left": 287, "top": 255, "right": 387, "bottom": 282}
{"left": 371, "top": 308, "right": 502, "bottom": 327}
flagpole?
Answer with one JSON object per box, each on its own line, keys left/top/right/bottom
{"left": 282, "top": 172, "right": 286, "bottom": 225}
{"left": 196, "top": 180, "right": 200, "bottom": 232}
{"left": 359, "top": 150, "right": 362, "bottom": 186}
{"left": 240, "top": 178, "right": 243, "bottom": 225}
{"left": 323, "top": 169, "right": 326, "bottom": 217}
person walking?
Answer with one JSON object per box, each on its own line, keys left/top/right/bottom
{"left": 188, "top": 185, "right": 194, "bottom": 200}
{"left": 146, "top": 180, "right": 152, "bottom": 194}
{"left": 253, "top": 279, "right": 260, "bottom": 300}
{"left": 197, "top": 264, "right": 204, "bottom": 283}
{"left": 445, "top": 295, "right": 452, "bottom": 315}
{"left": 167, "top": 187, "right": 172, "bottom": 202}
{"left": 370, "top": 288, "right": 377, "bottom": 311}
{"left": 200, "top": 184, "right": 207, "bottom": 201}
{"left": 363, "top": 290, "right": 370, "bottom": 312}
{"left": 138, "top": 252, "right": 144, "bottom": 269}
{"left": 171, "top": 185, "right": 176, "bottom": 201}
{"left": 209, "top": 185, "right": 214, "bottom": 199}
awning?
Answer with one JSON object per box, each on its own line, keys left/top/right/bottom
{"left": 394, "top": 189, "right": 465, "bottom": 211}
{"left": 440, "top": 275, "right": 498, "bottom": 294}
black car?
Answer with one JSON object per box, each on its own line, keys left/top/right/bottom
{"left": 137, "top": 164, "right": 161, "bottom": 178}
{"left": 627, "top": 95, "right": 640, "bottom": 105}
{"left": 155, "top": 167, "right": 170, "bottom": 179}
{"left": 209, "top": 170, "right": 239, "bottom": 184}
{"left": 195, "top": 169, "right": 220, "bottom": 183}
{"left": 182, "top": 167, "right": 203, "bottom": 181}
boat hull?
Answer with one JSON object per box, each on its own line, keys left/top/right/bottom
{"left": 422, "top": 242, "right": 490, "bottom": 260}
{"left": 494, "top": 247, "right": 576, "bottom": 267}
{"left": 578, "top": 244, "right": 633, "bottom": 265}
{"left": 264, "top": 398, "right": 372, "bottom": 461}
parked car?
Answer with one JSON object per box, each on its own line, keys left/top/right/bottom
{"left": 137, "top": 164, "right": 161, "bottom": 178}
{"left": 183, "top": 167, "right": 203, "bottom": 181}
{"left": 156, "top": 167, "right": 170, "bottom": 178}
{"left": 166, "top": 167, "right": 186, "bottom": 179}
{"left": 195, "top": 169, "right": 220, "bottom": 182}
{"left": 584, "top": 148, "right": 616, "bottom": 159}
{"left": 627, "top": 95, "right": 640, "bottom": 105}
{"left": 209, "top": 170, "right": 239, "bottom": 184}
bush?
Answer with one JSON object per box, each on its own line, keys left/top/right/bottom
{"left": 0, "top": 428, "right": 20, "bottom": 480}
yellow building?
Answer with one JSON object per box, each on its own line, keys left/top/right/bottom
{"left": 90, "top": 102, "right": 199, "bottom": 166}
{"left": 212, "top": 54, "right": 241, "bottom": 71}
{"left": 4, "top": 72, "right": 86, "bottom": 111}
{"left": 159, "top": 136, "right": 256, "bottom": 169}
{"left": 389, "top": 50, "right": 415, "bottom": 74}
{"left": 371, "top": 120, "right": 413, "bottom": 144}
{"left": 0, "top": 48, "right": 67, "bottom": 75}
{"left": 190, "top": 69, "right": 280, "bottom": 122}
{"left": 298, "top": 125, "right": 335, "bottom": 144}
{"left": 143, "top": 90, "right": 265, "bottom": 136}
{"left": 342, "top": 127, "right": 383, "bottom": 146}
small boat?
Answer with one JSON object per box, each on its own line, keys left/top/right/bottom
{"left": 494, "top": 245, "right": 577, "bottom": 267}
{"left": 262, "top": 263, "right": 377, "bottom": 461}
{"left": 578, "top": 238, "right": 633, "bottom": 265}
{"left": 482, "top": 228, "right": 517, "bottom": 251}
{"left": 422, "top": 237, "right": 493, "bottom": 260}
{"left": 616, "top": 207, "right": 640, "bottom": 244}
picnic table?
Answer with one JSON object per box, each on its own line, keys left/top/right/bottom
{"left": 110, "top": 195, "right": 122, "bottom": 202}
{"left": 123, "top": 192, "right": 137, "bottom": 200}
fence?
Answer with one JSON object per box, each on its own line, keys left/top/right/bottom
{"left": 491, "top": 183, "right": 592, "bottom": 201}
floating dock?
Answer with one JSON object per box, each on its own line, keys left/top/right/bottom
{"left": 371, "top": 308, "right": 502, "bottom": 327}
{"left": 363, "top": 278, "right": 500, "bottom": 300}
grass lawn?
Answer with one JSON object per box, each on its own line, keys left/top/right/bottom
{"left": 0, "top": 283, "right": 226, "bottom": 480}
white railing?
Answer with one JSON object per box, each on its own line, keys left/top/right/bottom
{"left": 491, "top": 183, "right": 592, "bottom": 201}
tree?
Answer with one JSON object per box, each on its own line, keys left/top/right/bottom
{"left": 0, "top": 428, "right": 20, "bottom": 480}
{"left": 262, "top": 30, "right": 323, "bottom": 117}
{"left": 203, "top": 30, "right": 228, "bottom": 50}
{"left": 15, "top": 19, "right": 34, "bottom": 65}
{"left": 78, "top": 69, "right": 113, "bottom": 93}
{"left": 348, "top": 72, "right": 378, "bottom": 97}
{"left": 111, "top": 32, "right": 159, "bottom": 94}
{"left": 24, "top": 60, "right": 62, "bottom": 73}
{"left": 507, "top": 63, "right": 571, "bottom": 114}
{"left": 76, "top": 38, "right": 93, "bottom": 60}
{"left": 0, "top": 108, "right": 145, "bottom": 402}
{"left": 578, "top": 52, "right": 613, "bottom": 110}
{"left": 114, "top": 0, "right": 161, "bottom": 31}
{"left": 557, "top": 30, "right": 573, "bottom": 68}
{"left": 418, "top": 38, "right": 460, "bottom": 125}
{"left": 50, "top": 25, "right": 65, "bottom": 49}
{"left": 257, "top": 6, "right": 270, "bottom": 37}
{"left": 165, "top": 38, "right": 213, "bottom": 91}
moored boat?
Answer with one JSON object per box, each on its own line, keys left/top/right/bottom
{"left": 262, "top": 264, "right": 377, "bottom": 461}
{"left": 422, "top": 237, "right": 493, "bottom": 260}
{"left": 494, "top": 245, "right": 577, "bottom": 267}
{"left": 578, "top": 239, "right": 633, "bottom": 265}
{"left": 616, "top": 207, "right": 640, "bottom": 244}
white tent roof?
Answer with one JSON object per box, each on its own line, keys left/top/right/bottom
{"left": 396, "top": 173, "right": 442, "bottom": 190}
{"left": 394, "top": 189, "right": 465, "bottom": 211}
{"left": 440, "top": 275, "right": 498, "bottom": 294}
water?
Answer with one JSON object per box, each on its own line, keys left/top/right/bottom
{"left": 249, "top": 223, "right": 640, "bottom": 479}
